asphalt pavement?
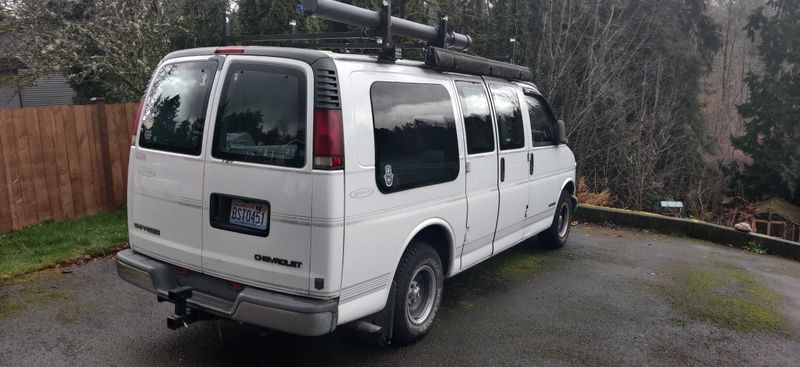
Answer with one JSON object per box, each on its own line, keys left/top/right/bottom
{"left": 1, "top": 224, "right": 799, "bottom": 366}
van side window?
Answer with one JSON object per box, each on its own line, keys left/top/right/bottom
{"left": 455, "top": 81, "right": 494, "bottom": 154}
{"left": 371, "top": 82, "right": 459, "bottom": 193}
{"left": 139, "top": 61, "right": 217, "bottom": 155}
{"left": 489, "top": 84, "right": 525, "bottom": 150}
{"left": 525, "top": 94, "right": 557, "bottom": 145}
{"left": 212, "top": 63, "right": 307, "bottom": 168}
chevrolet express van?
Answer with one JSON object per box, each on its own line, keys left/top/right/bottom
{"left": 116, "top": 44, "right": 577, "bottom": 345}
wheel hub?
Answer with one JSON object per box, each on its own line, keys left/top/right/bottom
{"left": 408, "top": 281, "right": 422, "bottom": 307}
{"left": 558, "top": 202, "right": 570, "bottom": 238}
{"left": 405, "top": 265, "right": 437, "bottom": 325}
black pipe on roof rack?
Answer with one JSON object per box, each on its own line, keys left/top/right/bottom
{"left": 300, "top": 0, "right": 472, "bottom": 51}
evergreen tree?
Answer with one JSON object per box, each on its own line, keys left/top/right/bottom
{"left": 172, "top": 0, "right": 229, "bottom": 49}
{"left": 234, "top": 0, "right": 322, "bottom": 35}
{"left": 733, "top": 0, "right": 800, "bottom": 205}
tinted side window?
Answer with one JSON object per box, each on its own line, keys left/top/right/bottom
{"left": 139, "top": 61, "right": 217, "bottom": 155}
{"left": 455, "top": 81, "right": 494, "bottom": 154}
{"left": 489, "top": 84, "right": 525, "bottom": 150}
{"left": 371, "top": 82, "right": 459, "bottom": 193}
{"left": 525, "top": 94, "right": 556, "bottom": 145}
{"left": 212, "top": 63, "right": 307, "bottom": 168}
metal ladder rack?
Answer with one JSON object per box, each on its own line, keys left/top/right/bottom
{"left": 221, "top": 0, "right": 533, "bottom": 82}
{"left": 222, "top": 0, "right": 464, "bottom": 61}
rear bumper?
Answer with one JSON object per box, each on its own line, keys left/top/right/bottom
{"left": 116, "top": 249, "right": 338, "bottom": 336}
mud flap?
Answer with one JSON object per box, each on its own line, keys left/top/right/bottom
{"left": 357, "top": 283, "right": 397, "bottom": 346}
{"left": 570, "top": 195, "right": 579, "bottom": 216}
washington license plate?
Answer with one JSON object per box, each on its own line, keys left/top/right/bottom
{"left": 229, "top": 200, "right": 268, "bottom": 231}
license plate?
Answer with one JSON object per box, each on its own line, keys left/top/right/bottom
{"left": 229, "top": 200, "right": 268, "bottom": 231}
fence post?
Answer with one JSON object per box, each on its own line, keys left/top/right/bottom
{"left": 91, "top": 97, "right": 116, "bottom": 211}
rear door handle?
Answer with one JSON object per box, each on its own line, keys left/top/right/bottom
{"left": 500, "top": 157, "right": 506, "bottom": 182}
{"left": 529, "top": 153, "right": 534, "bottom": 175}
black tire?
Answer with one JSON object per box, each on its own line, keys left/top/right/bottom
{"left": 390, "top": 240, "right": 444, "bottom": 345}
{"left": 539, "top": 190, "right": 573, "bottom": 249}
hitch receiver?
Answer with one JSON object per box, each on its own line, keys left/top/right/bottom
{"left": 165, "top": 286, "right": 200, "bottom": 330}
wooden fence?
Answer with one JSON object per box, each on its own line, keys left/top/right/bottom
{"left": 0, "top": 102, "right": 137, "bottom": 233}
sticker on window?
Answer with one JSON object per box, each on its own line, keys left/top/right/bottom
{"left": 384, "top": 164, "right": 394, "bottom": 187}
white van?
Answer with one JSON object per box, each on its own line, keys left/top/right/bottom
{"left": 116, "top": 45, "right": 577, "bottom": 344}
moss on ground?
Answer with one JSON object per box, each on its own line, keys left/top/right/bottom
{"left": 665, "top": 263, "right": 786, "bottom": 334}
{"left": 0, "top": 302, "right": 23, "bottom": 319}
{"left": 442, "top": 246, "right": 546, "bottom": 314}
{"left": 497, "top": 252, "right": 546, "bottom": 279}
{"left": 0, "top": 287, "right": 70, "bottom": 320}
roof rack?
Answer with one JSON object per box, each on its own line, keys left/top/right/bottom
{"left": 221, "top": 0, "right": 533, "bottom": 82}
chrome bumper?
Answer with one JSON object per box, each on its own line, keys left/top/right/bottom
{"left": 116, "top": 249, "right": 338, "bottom": 336}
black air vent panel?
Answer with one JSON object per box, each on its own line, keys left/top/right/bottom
{"left": 312, "top": 58, "right": 341, "bottom": 109}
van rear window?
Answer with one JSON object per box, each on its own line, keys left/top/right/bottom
{"left": 371, "top": 82, "right": 459, "bottom": 193}
{"left": 212, "top": 63, "right": 307, "bottom": 168}
{"left": 139, "top": 61, "right": 217, "bottom": 155}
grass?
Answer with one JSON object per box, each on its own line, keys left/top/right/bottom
{"left": 665, "top": 263, "right": 786, "bottom": 334}
{"left": 0, "top": 210, "right": 128, "bottom": 280}
{"left": 743, "top": 241, "right": 767, "bottom": 254}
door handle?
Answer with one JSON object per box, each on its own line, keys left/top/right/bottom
{"left": 529, "top": 153, "right": 534, "bottom": 175}
{"left": 500, "top": 157, "right": 506, "bottom": 182}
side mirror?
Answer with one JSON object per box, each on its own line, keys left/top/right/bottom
{"left": 557, "top": 120, "right": 568, "bottom": 144}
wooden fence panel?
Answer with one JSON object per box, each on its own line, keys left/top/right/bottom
{"left": 24, "top": 108, "right": 52, "bottom": 222}
{"left": 37, "top": 107, "right": 64, "bottom": 222}
{"left": 75, "top": 106, "right": 99, "bottom": 216}
{"left": 61, "top": 105, "right": 87, "bottom": 218}
{"left": 86, "top": 104, "right": 104, "bottom": 209}
{"left": 0, "top": 110, "right": 13, "bottom": 232}
{"left": 12, "top": 108, "right": 38, "bottom": 227}
{"left": 50, "top": 107, "right": 75, "bottom": 219}
{"left": 0, "top": 109, "right": 23, "bottom": 229}
{"left": 106, "top": 103, "right": 128, "bottom": 206}
{"left": 0, "top": 102, "right": 137, "bottom": 233}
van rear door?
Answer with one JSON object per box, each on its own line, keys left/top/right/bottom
{"left": 201, "top": 56, "right": 313, "bottom": 295}
{"left": 129, "top": 57, "right": 219, "bottom": 270}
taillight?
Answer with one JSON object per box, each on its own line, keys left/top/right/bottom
{"left": 175, "top": 266, "right": 189, "bottom": 276}
{"left": 226, "top": 281, "right": 243, "bottom": 291}
{"left": 131, "top": 97, "right": 144, "bottom": 137}
{"left": 313, "top": 108, "right": 344, "bottom": 170}
{"left": 215, "top": 47, "right": 246, "bottom": 54}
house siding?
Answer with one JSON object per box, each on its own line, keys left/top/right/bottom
{"left": 0, "top": 83, "right": 22, "bottom": 108}
{"left": 19, "top": 75, "right": 76, "bottom": 107}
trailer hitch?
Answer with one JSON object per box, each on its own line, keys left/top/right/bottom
{"left": 165, "top": 286, "right": 201, "bottom": 330}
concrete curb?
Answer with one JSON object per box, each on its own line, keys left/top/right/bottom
{"left": 574, "top": 204, "right": 800, "bottom": 261}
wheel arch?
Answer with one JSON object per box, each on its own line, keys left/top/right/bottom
{"left": 561, "top": 177, "right": 578, "bottom": 213}
{"left": 561, "top": 178, "right": 576, "bottom": 196}
{"left": 398, "top": 218, "right": 458, "bottom": 278}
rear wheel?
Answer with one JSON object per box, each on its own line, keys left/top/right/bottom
{"left": 539, "top": 189, "right": 573, "bottom": 249}
{"left": 390, "top": 241, "right": 443, "bottom": 345}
